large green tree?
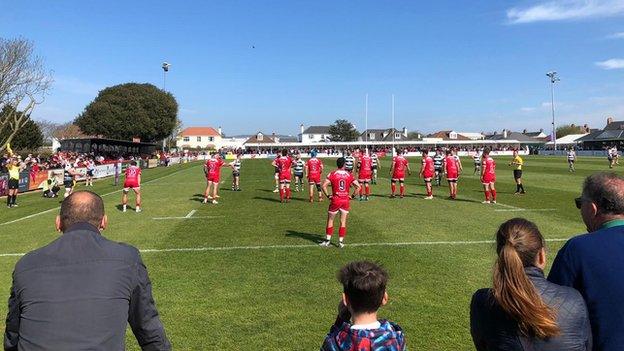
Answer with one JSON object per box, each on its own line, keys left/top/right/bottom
{"left": 556, "top": 124, "right": 583, "bottom": 139}
{"left": 75, "top": 83, "right": 178, "bottom": 142}
{"left": 0, "top": 106, "right": 43, "bottom": 150}
{"left": 328, "top": 119, "right": 359, "bottom": 142}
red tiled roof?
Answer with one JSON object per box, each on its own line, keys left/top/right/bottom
{"left": 180, "top": 127, "right": 220, "bottom": 137}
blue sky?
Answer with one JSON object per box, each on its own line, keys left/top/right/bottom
{"left": 2, "top": 0, "right": 624, "bottom": 135}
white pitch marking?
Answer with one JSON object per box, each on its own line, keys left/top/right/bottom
{"left": 151, "top": 215, "right": 224, "bottom": 220}
{"left": 185, "top": 210, "right": 197, "bottom": 218}
{"left": 494, "top": 208, "right": 557, "bottom": 212}
{"left": 492, "top": 202, "right": 523, "bottom": 210}
{"left": 0, "top": 165, "right": 199, "bottom": 226}
{"left": 0, "top": 238, "right": 573, "bottom": 258}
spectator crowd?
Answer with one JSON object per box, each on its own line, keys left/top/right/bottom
{"left": 2, "top": 165, "right": 624, "bottom": 350}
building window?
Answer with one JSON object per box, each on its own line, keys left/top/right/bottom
{"left": 449, "top": 132, "right": 457, "bottom": 140}
{"left": 209, "top": 137, "right": 214, "bottom": 142}
{"left": 368, "top": 133, "right": 375, "bottom": 140}
{"left": 257, "top": 133, "right": 263, "bottom": 141}
{"left": 395, "top": 133, "right": 401, "bottom": 139}
{"left": 183, "top": 136, "right": 190, "bottom": 142}
{"left": 197, "top": 136, "right": 202, "bottom": 142}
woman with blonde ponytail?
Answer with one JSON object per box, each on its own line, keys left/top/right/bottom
{"left": 470, "top": 218, "right": 592, "bottom": 351}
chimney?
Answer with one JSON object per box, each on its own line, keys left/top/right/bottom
{"left": 583, "top": 124, "right": 589, "bottom": 133}
{"left": 539, "top": 128, "right": 543, "bottom": 133}
{"left": 607, "top": 116, "right": 614, "bottom": 126}
{"left": 402, "top": 126, "right": 408, "bottom": 137}
{"left": 523, "top": 129, "right": 527, "bottom": 134}
{"left": 218, "top": 126, "right": 222, "bottom": 136}
{"left": 300, "top": 124, "right": 304, "bottom": 135}
{"left": 503, "top": 129, "right": 508, "bottom": 138}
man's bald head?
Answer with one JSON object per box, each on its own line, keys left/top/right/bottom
{"left": 582, "top": 172, "right": 624, "bottom": 216}
{"left": 59, "top": 191, "right": 105, "bottom": 231}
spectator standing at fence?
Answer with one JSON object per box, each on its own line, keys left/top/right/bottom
{"left": 4, "top": 191, "right": 171, "bottom": 350}
{"left": 470, "top": 218, "right": 591, "bottom": 351}
{"left": 321, "top": 261, "right": 405, "bottom": 351}
{"left": 549, "top": 172, "right": 624, "bottom": 351}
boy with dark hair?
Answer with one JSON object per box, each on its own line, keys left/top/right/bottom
{"left": 321, "top": 261, "right": 405, "bottom": 351}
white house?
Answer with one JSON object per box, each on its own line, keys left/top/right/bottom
{"left": 176, "top": 127, "right": 222, "bottom": 149}
{"left": 300, "top": 125, "right": 331, "bottom": 143}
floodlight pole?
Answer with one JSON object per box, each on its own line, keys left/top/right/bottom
{"left": 392, "top": 94, "right": 395, "bottom": 156}
{"left": 546, "top": 71, "right": 559, "bottom": 150}
{"left": 162, "top": 62, "right": 171, "bottom": 91}
{"left": 365, "top": 94, "right": 368, "bottom": 149}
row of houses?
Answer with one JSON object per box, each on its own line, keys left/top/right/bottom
{"left": 175, "top": 117, "right": 624, "bottom": 151}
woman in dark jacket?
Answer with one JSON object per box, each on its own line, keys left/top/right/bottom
{"left": 470, "top": 218, "right": 592, "bottom": 351}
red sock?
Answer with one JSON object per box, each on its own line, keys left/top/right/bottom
{"left": 491, "top": 189, "right": 497, "bottom": 201}
{"left": 485, "top": 191, "right": 490, "bottom": 201}
{"left": 286, "top": 188, "right": 291, "bottom": 198}
{"left": 338, "top": 226, "right": 346, "bottom": 238}
{"left": 279, "top": 188, "right": 284, "bottom": 201}
{"left": 359, "top": 187, "right": 363, "bottom": 196}
{"left": 326, "top": 226, "right": 334, "bottom": 236}
{"left": 366, "top": 184, "right": 370, "bottom": 195}
{"left": 391, "top": 183, "right": 396, "bottom": 194}
{"left": 428, "top": 188, "right": 432, "bottom": 196}
{"left": 400, "top": 184, "right": 405, "bottom": 196}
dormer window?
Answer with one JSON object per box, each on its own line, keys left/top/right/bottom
{"left": 257, "top": 133, "right": 264, "bottom": 141}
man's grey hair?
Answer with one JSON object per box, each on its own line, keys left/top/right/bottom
{"left": 582, "top": 172, "right": 624, "bottom": 215}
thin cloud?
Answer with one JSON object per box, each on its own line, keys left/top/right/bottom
{"left": 520, "top": 107, "right": 536, "bottom": 112}
{"left": 507, "top": 0, "right": 624, "bottom": 24}
{"left": 595, "top": 58, "right": 624, "bottom": 70}
{"left": 54, "top": 76, "right": 103, "bottom": 96}
{"left": 607, "top": 32, "right": 624, "bottom": 39}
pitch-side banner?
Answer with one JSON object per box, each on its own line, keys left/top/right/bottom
{"left": 29, "top": 171, "right": 49, "bottom": 191}
{"left": 0, "top": 174, "right": 7, "bottom": 197}
{"left": 18, "top": 171, "right": 30, "bottom": 192}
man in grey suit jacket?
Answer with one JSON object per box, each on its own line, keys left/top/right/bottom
{"left": 4, "top": 191, "right": 171, "bottom": 351}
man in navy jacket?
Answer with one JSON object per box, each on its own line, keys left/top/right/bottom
{"left": 549, "top": 172, "right": 624, "bottom": 351}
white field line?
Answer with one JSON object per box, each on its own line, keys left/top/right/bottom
{"left": 494, "top": 208, "right": 557, "bottom": 212}
{"left": 0, "top": 237, "right": 572, "bottom": 258}
{"left": 492, "top": 202, "right": 523, "bottom": 210}
{"left": 151, "top": 215, "right": 224, "bottom": 220}
{"left": 185, "top": 210, "right": 197, "bottom": 218}
{"left": 0, "top": 166, "right": 198, "bottom": 226}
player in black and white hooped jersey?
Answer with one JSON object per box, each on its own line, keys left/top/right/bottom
{"left": 293, "top": 154, "right": 305, "bottom": 192}
{"left": 371, "top": 152, "right": 380, "bottom": 184}
{"left": 567, "top": 148, "right": 576, "bottom": 172}
{"left": 229, "top": 154, "right": 242, "bottom": 191}
{"left": 473, "top": 149, "right": 481, "bottom": 175}
{"left": 432, "top": 148, "right": 445, "bottom": 186}
{"left": 344, "top": 151, "right": 355, "bottom": 173}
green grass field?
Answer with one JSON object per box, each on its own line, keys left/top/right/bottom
{"left": 0, "top": 156, "right": 616, "bottom": 350}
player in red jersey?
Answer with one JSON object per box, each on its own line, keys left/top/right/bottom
{"left": 443, "top": 150, "right": 460, "bottom": 199}
{"left": 389, "top": 149, "right": 411, "bottom": 198}
{"left": 305, "top": 150, "right": 324, "bottom": 202}
{"left": 480, "top": 147, "right": 497, "bottom": 204}
{"left": 122, "top": 161, "right": 142, "bottom": 212}
{"left": 419, "top": 149, "right": 435, "bottom": 199}
{"left": 319, "top": 157, "right": 361, "bottom": 248}
{"left": 355, "top": 149, "right": 373, "bottom": 201}
{"left": 272, "top": 149, "right": 294, "bottom": 202}
{"left": 203, "top": 153, "right": 225, "bottom": 204}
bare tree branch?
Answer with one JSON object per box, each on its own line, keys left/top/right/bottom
{"left": 0, "top": 37, "right": 52, "bottom": 152}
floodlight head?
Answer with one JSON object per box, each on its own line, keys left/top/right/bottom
{"left": 162, "top": 62, "right": 171, "bottom": 72}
